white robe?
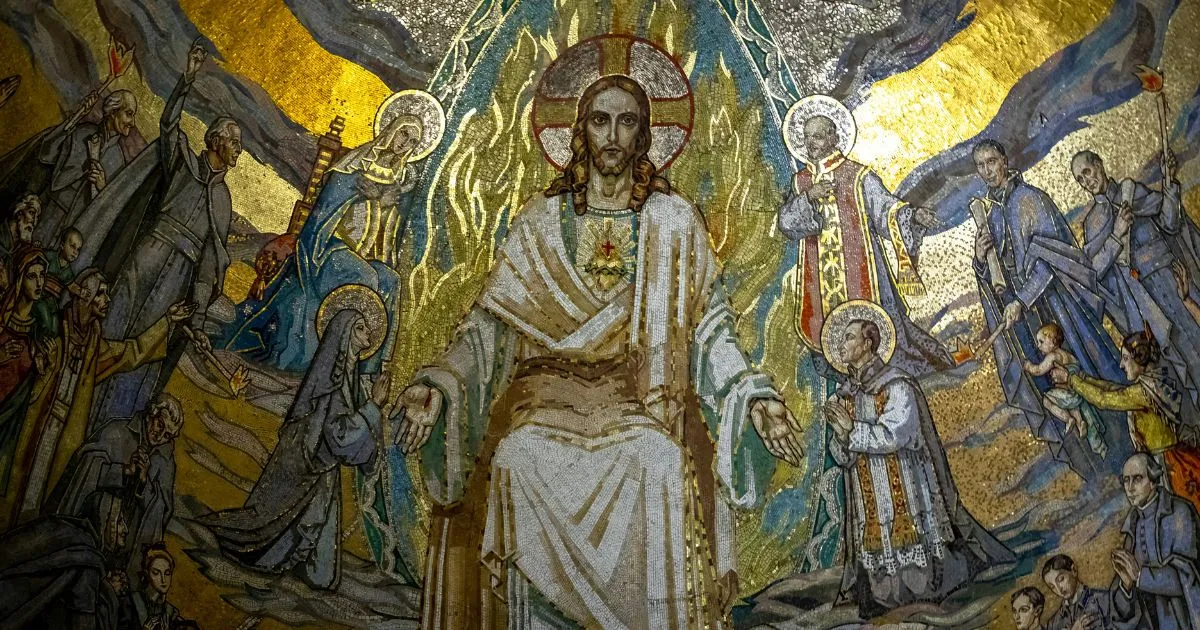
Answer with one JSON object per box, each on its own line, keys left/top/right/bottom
{"left": 415, "top": 192, "right": 779, "bottom": 629}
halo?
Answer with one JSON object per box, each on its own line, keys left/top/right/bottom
{"left": 532, "top": 34, "right": 694, "bottom": 172}
{"left": 783, "top": 95, "right": 857, "bottom": 167}
{"left": 374, "top": 89, "right": 446, "bottom": 162}
{"left": 317, "top": 284, "right": 388, "bottom": 359}
{"left": 819, "top": 300, "right": 896, "bottom": 374}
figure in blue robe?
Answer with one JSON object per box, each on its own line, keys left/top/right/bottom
{"left": 1074, "top": 150, "right": 1200, "bottom": 405}
{"left": 220, "top": 116, "right": 422, "bottom": 372}
{"left": 972, "top": 140, "right": 1128, "bottom": 482}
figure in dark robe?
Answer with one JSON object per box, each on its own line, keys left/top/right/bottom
{"left": 0, "top": 89, "right": 140, "bottom": 244}
{"left": 74, "top": 42, "right": 235, "bottom": 427}
{"left": 0, "top": 495, "right": 127, "bottom": 630}
{"left": 971, "top": 140, "right": 1128, "bottom": 482}
{"left": 1073, "top": 150, "right": 1200, "bottom": 404}
{"left": 48, "top": 395, "right": 183, "bottom": 563}
{"left": 199, "top": 303, "right": 390, "bottom": 589}
{"left": 1110, "top": 453, "right": 1200, "bottom": 629}
{"left": 822, "top": 307, "right": 1015, "bottom": 616}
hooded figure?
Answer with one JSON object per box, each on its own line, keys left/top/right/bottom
{"left": 199, "top": 306, "right": 387, "bottom": 589}
{"left": 219, "top": 112, "right": 420, "bottom": 371}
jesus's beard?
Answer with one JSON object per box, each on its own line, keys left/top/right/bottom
{"left": 591, "top": 148, "right": 633, "bottom": 176}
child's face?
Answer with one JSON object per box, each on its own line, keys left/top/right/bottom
{"left": 1036, "top": 331, "right": 1056, "bottom": 354}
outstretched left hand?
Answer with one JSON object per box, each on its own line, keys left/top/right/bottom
{"left": 750, "top": 398, "right": 804, "bottom": 467}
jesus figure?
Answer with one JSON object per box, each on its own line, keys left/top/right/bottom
{"left": 395, "top": 74, "right": 804, "bottom": 629}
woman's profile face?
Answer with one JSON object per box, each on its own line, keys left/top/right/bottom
{"left": 351, "top": 316, "right": 371, "bottom": 355}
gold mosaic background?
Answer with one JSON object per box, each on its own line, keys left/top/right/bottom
{"left": 1, "top": 0, "right": 1198, "bottom": 627}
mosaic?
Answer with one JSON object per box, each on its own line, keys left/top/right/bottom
{"left": 0, "top": 0, "right": 1197, "bottom": 628}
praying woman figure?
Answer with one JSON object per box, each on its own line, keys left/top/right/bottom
{"left": 199, "top": 286, "right": 391, "bottom": 589}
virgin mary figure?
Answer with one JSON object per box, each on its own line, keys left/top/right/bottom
{"left": 199, "top": 285, "right": 391, "bottom": 589}
{"left": 220, "top": 91, "right": 444, "bottom": 373}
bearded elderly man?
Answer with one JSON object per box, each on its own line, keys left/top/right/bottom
{"left": 823, "top": 306, "right": 1014, "bottom": 617}
{"left": 395, "top": 74, "right": 804, "bottom": 630}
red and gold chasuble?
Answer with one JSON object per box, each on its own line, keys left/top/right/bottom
{"left": 794, "top": 156, "right": 879, "bottom": 348}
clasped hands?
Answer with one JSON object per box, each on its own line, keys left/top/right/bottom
{"left": 389, "top": 382, "right": 804, "bottom": 467}
{"left": 823, "top": 399, "right": 854, "bottom": 443}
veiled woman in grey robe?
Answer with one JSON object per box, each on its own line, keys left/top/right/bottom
{"left": 199, "top": 307, "right": 385, "bottom": 589}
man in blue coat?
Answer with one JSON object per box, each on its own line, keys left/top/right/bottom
{"left": 971, "top": 139, "right": 1127, "bottom": 482}
{"left": 1111, "top": 453, "right": 1200, "bottom": 629}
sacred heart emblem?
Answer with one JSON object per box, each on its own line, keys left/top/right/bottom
{"left": 579, "top": 218, "right": 633, "bottom": 292}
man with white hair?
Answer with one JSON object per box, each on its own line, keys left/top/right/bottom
{"left": 0, "top": 84, "right": 139, "bottom": 244}
{"left": 47, "top": 393, "right": 185, "bottom": 565}
{"left": 1110, "top": 452, "right": 1200, "bottom": 628}
{"left": 76, "top": 40, "right": 238, "bottom": 427}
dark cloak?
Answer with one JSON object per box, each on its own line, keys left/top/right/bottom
{"left": 198, "top": 308, "right": 380, "bottom": 589}
{"left": 0, "top": 515, "right": 119, "bottom": 630}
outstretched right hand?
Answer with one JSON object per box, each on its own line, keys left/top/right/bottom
{"left": 396, "top": 383, "right": 443, "bottom": 454}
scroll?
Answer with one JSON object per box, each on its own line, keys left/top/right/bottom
{"left": 969, "top": 197, "right": 1006, "bottom": 291}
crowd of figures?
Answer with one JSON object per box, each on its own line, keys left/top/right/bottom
{"left": 0, "top": 42, "right": 233, "bottom": 629}
{"left": 0, "top": 24, "right": 1196, "bottom": 630}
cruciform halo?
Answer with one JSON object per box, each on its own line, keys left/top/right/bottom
{"left": 783, "top": 95, "right": 857, "bottom": 167}
{"left": 374, "top": 89, "right": 446, "bottom": 162}
{"left": 819, "top": 300, "right": 897, "bottom": 374}
{"left": 317, "top": 284, "right": 388, "bottom": 359}
{"left": 531, "top": 34, "right": 694, "bottom": 172}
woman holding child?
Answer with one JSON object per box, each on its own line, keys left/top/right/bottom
{"left": 1052, "top": 329, "right": 1200, "bottom": 510}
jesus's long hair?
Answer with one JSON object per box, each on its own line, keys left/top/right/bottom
{"left": 544, "top": 75, "right": 670, "bottom": 214}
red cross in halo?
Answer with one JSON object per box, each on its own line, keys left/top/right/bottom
{"left": 600, "top": 240, "right": 617, "bottom": 256}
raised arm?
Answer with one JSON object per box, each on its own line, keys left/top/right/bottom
{"left": 159, "top": 43, "right": 207, "bottom": 174}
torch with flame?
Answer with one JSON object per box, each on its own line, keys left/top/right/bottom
{"left": 63, "top": 38, "right": 136, "bottom": 131}
{"left": 1134, "top": 64, "right": 1173, "bottom": 181}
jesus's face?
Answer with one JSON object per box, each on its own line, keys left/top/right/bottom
{"left": 586, "top": 87, "right": 641, "bottom": 177}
